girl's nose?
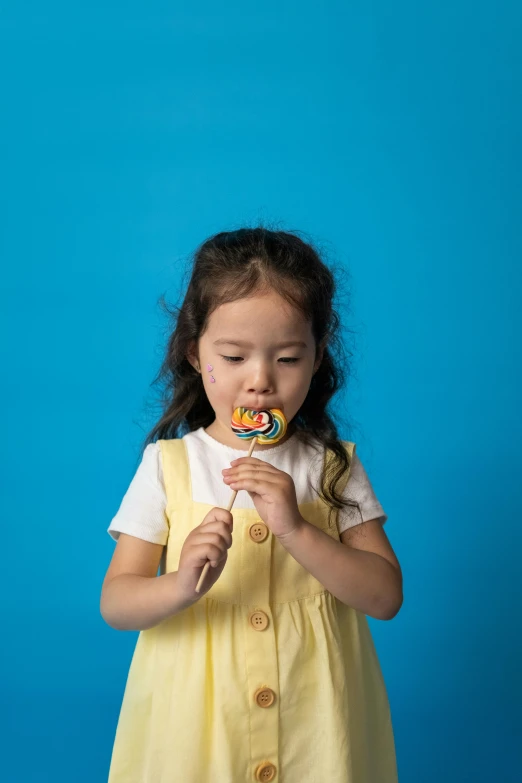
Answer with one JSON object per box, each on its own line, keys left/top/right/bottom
{"left": 247, "top": 367, "right": 274, "bottom": 395}
{"left": 247, "top": 385, "right": 272, "bottom": 394}
{"left": 247, "top": 376, "right": 273, "bottom": 393}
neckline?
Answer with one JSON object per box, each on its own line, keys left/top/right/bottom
{"left": 191, "top": 426, "right": 300, "bottom": 457}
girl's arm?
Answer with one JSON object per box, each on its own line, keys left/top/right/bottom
{"left": 100, "top": 534, "right": 195, "bottom": 631}
{"left": 101, "top": 508, "right": 234, "bottom": 631}
{"left": 277, "top": 518, "right": 403, "bottom": 620}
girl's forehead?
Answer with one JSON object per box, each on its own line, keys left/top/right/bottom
{"left": 204, "top": 301, "right": 311, "bottom": 341}
{"left": 208, "top": 292, "right": 306, "bottom": 325}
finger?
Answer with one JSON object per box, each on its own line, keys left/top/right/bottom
{"left": 194, "top": 525, "right": 232, "bottom": 549}
{"left": 201, "top": 509, "right": 234, "bottom": 526}
{"left": 196, "top": 520, "right": 233, "bottom": 543}
{"left": 191, "top": 543, "right": 227, "bottom": 567}
{"left": 229, "top": 457, "right": 279, "bottom": 470}
{"left": 225, "top": 469, "right": 281, "bottom": 484}
{"left": 192, "top": 531, "right": 232, "bottom": 550}
{"left": 224, "top": 465, "right": 279, "bottom": 481}
{"left": 227, "top": 461, "right": 276, "bottom": 471}
{"left": 227, "top": 477, "right": 280, "bottom": 494}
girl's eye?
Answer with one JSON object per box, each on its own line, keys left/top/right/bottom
{"left": 220, "top": 355, "right": 300, "bottom": 364}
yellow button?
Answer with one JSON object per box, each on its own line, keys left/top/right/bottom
{"left": 249, "top": 610, "right": 269, "bottom": 631}
{"left": 254, "top": 687, "right": 276, "bottom": 708}
{"left": 249, "top": 522, "right": 269, "bottom": 542}
{"left": 255, "top": 762, "right": 277, "bottom": 781}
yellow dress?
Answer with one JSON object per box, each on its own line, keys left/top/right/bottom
{"left": 107, "top": 438, "right": 398, "bottom": 782}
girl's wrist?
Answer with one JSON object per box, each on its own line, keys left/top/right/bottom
{"left": 169, "top": 570, "right": 201, "bottom": 611}
{"left": 276, "top": 515, "right": 307, "bottom": 545}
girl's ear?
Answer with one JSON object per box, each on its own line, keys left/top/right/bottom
{"left": 313, "top": 340, "right": 326, "bottom": 374}
{"left": 186, "top": 341, "right": 200, "bottom": 373}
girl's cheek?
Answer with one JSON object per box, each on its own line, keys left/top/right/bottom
{"left": 208, "top": 383, "right": 231, "bottom": 408}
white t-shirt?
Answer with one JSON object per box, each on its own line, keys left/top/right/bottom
{"left": 107, "top": 427, "right": 388, "bottom": 544}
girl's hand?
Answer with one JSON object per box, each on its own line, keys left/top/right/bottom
{"left": 177, "top": 508, "right": 234, "bottom": 598}
{"left": 222, "top": 457, "right": 304, "bottom": 539}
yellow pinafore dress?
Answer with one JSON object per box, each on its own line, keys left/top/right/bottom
{"left": 108, "top": 438, "right": 398, "bottom": 782}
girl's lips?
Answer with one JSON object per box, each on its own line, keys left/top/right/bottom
{"left": 237, "top": 404, "right": 283, "bottom": 411}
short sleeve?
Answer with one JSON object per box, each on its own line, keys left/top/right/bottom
{"left": 107, "top": 443, "right": 169, "bottom": 545}
{"left": 337, "top": 451, "right": 388, "bottom": 534}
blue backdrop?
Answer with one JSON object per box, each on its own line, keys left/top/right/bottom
{"left": 1, "top": 2, "right": 521, "bottom": 781}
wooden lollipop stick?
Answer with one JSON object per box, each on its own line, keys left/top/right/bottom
{"left": 194, "top": 436, "right": 257, "bottom": 594}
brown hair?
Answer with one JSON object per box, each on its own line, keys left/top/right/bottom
{"left": 142, "top": 225, "right": 360, "bottom": 525}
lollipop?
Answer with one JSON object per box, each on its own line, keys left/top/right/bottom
{"left": 195, "top": 407, "right": 288, "bottom": 593}
{"left": 231, "top": 407, "right": 287, "bottom": 445}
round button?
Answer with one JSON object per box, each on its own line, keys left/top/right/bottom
{"left": 254, "top": 687, "right": 276, "bottom": 708}
{"left": 255, "top": 762, "right": 277, "bottom": 781}
{"left": 249, "top": 522, "right": 269, "bottom": 542}
{"left": 249, "top": 610, "right": 269, "bottom": 631}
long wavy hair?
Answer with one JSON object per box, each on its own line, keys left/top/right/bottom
{"left": 142, "top": 225, "right": 360, "bottom": 525}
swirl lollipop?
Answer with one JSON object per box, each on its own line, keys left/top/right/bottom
{"left": 231, "top": 407, "right": 287, "bottom": 445}
{"left": 195, "top": 407, "right": 288, "bottom": 593}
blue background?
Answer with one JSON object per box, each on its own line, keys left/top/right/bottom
{"left": 1, "top": 2, "right": 521, "bottom": 781}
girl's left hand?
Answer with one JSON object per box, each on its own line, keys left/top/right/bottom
{"left": 222, "top": 457, "right": 304, "bottom": 539}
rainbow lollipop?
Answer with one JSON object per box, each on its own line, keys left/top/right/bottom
{"left": 195, "top": 407, "right": 288, "bottom": 593}
{"left": 231, "top": 407, "right": 287, "bottom": 445}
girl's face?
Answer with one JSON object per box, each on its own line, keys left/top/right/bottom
{"left": 188, "top": 288, "right": 323, "bottom": 450}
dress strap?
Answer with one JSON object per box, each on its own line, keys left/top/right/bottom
{"left": 157, "top": 438, "right": 193, "bottom": 509}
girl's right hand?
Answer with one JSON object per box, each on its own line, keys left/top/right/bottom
{"left": 177, "top": 507, "right": 234, "bottom": 599}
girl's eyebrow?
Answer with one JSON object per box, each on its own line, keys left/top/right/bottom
{"left": 213, "top": 339, "right": 308, "bottom": 349}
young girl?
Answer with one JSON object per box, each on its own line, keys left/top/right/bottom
{"left": 101, "top": 227, "right": 402, "bottom": 783}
